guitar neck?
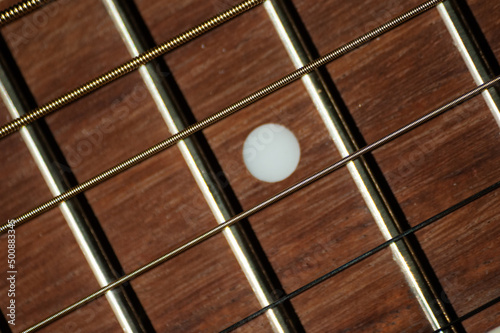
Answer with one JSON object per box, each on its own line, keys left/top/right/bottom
{"left": 0, "top": 0, "right": 499, "bottom": 332}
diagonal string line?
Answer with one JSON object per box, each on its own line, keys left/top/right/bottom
{"left": 0, "top": 0, "right": 264, "bottom": 139}
{"left": 0, "top": 0, "right": 443, "bottom": 233}
{"left": 3, "top": 0, "right": 496, "bottom": 331}
{"left": 0, "top": 0, "right": 52, "bottom": 26}
{"left": 20, "top": 77, "right": 500, "bottom": 332}
{"left": 432, "top": 295, "right": 500, "bottom": 333}
{"left": 221, "top": 179, "right": 500, "bottom": 332}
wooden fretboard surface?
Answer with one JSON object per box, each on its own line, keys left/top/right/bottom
{"left": 0, "top": 0, "right": 499, "bottom": 332}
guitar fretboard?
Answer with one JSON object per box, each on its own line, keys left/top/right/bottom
{"left": 0, "top": 0, "right": 499, "bottom": 332}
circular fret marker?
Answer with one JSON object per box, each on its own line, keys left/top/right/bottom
{"left": 243, "top": 123, "right": 300, "bottom": 183}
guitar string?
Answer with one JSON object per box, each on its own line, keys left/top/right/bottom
{"left": 1, "top": 0, "right": 496, "bottom": 330}
{"left": 0, "top": 0, "right": 265, "bottom": 139}
{"left": 2, "top": 1, "right": 496, "bottom": 330}
{"left": 265, "top": 1, "right": 457, "bottom": 330}
{"left": 0, "top": 0, "right": 443, "bottom": 233}
{"left": 0, "top": 0, "right": 51, "bottom": 26}
{"left": 0, "top": 1, "right": 451, "bottom": 332}
{"left": 21, "top": 76, "right": 500, "bottom": 332}
{"left": 220, "top": 179, "right": 500, "bottom": 332}
{"left": 432, "top": 294, "right": 500, "bottom": 333}
{"left": 1, "top": 0, "right": 494, "bottom": 330}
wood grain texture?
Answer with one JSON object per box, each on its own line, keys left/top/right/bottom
{"left": 291, "top": 1, "right": 500, "bottom": 331}
{"left": 0, "top": 106, "right": 123, "bottom": 331}
{"left": 466, "top": 0, "right": 500, "bottom": 62}
{"left": 0, "top": 0, "right": 499, "bottom": 332}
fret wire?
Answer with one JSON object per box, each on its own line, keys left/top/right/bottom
{"left": 221, "top": 179, "right": 500, "bottom": 332}
{"left": 432, "top": 295, "right": 500, "bottom": 333}
{"left": 102, "top": 0, "right": 303, "bottom": 331}
{"left": 0, "top": 31, "right": 151, "bottom": 332}
{"left": 0, "top": 0, "right": 264, "bottom": 139}
{"left": 264, "top": 0, "right": 456, "bottom": 330}
{"left": 0, "top": 0, "right": 442, "bottom": 234}
{"left": 437, "top": 2, "right": 500, "bottom": 127}
{"left": 21, "top": 76, "right": 500, "bottom": 333}
{"left": 0, "top": 0, "right": 51, "bottom": 26}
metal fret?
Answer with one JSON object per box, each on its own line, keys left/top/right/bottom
{"left": 101, "top": 0, "right": 302, "bottom": 331}
{"left": 22, "top": 75, "right": 500, "bottom": 333}
{"left": 437, "top": 1, "right": 500, "bottom": 127}
{"left": 221, "top": 179, "right": 500, "bottom": 332}
{"left": 0, "top": 0, "right": 264, "bottom": 139}
{"left": 1, "top": 0, "right": 498, "bottom": 331}
{"left": 0, "top": 0, "right": 443, "bottom": 234}
{"left": 0, "top": 35, "right": 149, "bottom": 332}
{"left": 263, "top": 0, "right": 456, "bottom": 330}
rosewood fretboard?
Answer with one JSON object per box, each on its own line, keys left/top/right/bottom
{"left": 0, "top": 0, "right": 499, "bottom": 332}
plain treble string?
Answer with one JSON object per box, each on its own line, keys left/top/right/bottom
{"left": 21, "top": 74, "right": 500, "bottom": 333}
{"left": 0, "top": 0, "right": 443, "bottom": 234}
{"left": 220, "top": 179, "right": 500, "bottom": 332}
{"left": 2, "top": 0, "right": 497, "bottom": 332}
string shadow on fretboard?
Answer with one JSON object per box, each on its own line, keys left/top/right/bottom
{"left": 275, "top": 0, "right": 500, "bottom": 331}
{"left": 2, "top": 0, "right": 499, "bottom": 331}
{"left": 0, "top": 32, "right": 157, "bottom": 332}
{"left": 0, "top": 309, "right": 12, "bottom": 333}
{"left": 452, "top": 0, "right": 500, "bottom": 77}
{"left": 119, "top": 0, "right": 307, "bottom": 329}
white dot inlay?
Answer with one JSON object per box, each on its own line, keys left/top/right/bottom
{"left": 243, "top": 123, "right": 300, "bottom": 183}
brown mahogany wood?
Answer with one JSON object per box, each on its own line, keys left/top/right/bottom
{"left": 0, "top": 0, "right": 499, "bottom": 332}
{"left": 466, "top": 0, "right": 500, "bottom": 63}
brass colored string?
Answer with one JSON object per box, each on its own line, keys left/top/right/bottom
{"left": 222, "top": 179, "right": 500, "bottom": 332}
{"left": 21, "top": 74, "right": 500, "bottom": 333}
{"left": 0, "top": 0, "right": 443, "bottom": 234}
{"left": 0, "top": 0, "right": 264, "bottom": 139}
{"left": 0, "top": 0, "right": 51, "bottom": 26}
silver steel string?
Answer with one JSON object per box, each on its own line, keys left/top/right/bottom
{"left": 0, "top": 0, "right": 443, "bottom": 234}
{"left": 21, "top": 75, "right": 500, "bottom": 333}
{"left": 0, "top": 25, "right": 151, "bottom": 332}
{"left": 0, "top": 0, "right": 265, "bottom": 139}
{"left": 264, "top": 0, "right": 456, "bottom": 329}
{"left": 102, "top": 0, "right": 301, "bottom": 331}
{"left": 1, "top": 0, "right": 496, "bottom": 330}
{"left": 221, "top": 179, "right": 500, "bottom": 332}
